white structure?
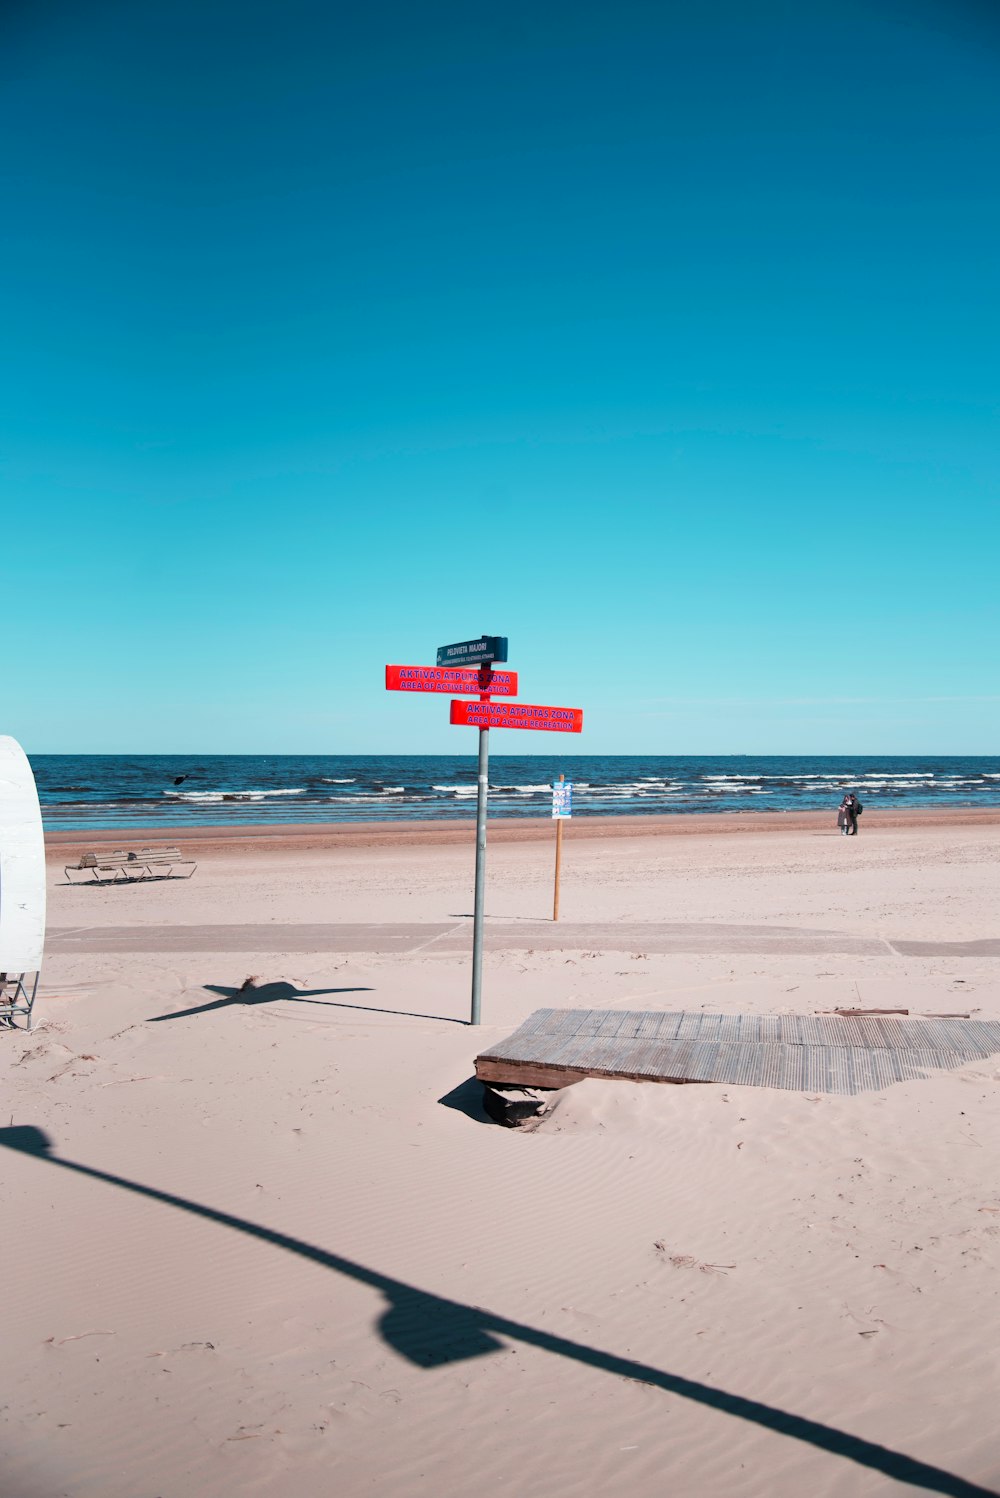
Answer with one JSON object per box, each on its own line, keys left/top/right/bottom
{"left": 0, "top": 735, "right": 45, "bottom": 1028}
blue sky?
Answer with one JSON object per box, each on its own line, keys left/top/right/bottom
{"left": 4, "top": 0, "right": 998, "bottom": 754}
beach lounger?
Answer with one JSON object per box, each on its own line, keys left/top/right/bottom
{"left": 65, "top": 846, "right": 197, "bottom": 883}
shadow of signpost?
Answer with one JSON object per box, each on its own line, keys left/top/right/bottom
{"left": 148, "top": 982, "right": 464, "bottom": 1025}
{"left": 149, "top": 982, "right": 374, "bottom": 1021}
{"left": 0, "top": 1125, "right": 994, "bottom": 1497}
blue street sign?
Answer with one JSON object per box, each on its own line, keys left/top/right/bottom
{"left": 552, "top": 781, "right": 573, "bottom": 819}
{"left": 436, "top": 635, "right": 508, "bottom": 668}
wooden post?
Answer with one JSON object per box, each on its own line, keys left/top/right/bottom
{"left": 553, "top": 773, "right": 564, "bottom": 922}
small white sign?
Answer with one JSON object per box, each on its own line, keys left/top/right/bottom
{"left": 552, "top": 781, "right": 572, "bottom": 819}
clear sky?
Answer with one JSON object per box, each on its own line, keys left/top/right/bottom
{"left": 4, "top": 0, "right": 998, "bottom": 755}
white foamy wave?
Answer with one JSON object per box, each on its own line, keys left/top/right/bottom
{"left": 855, "top": 779, "right": 938, "bottom": 789}
{"left": 702, "top": 774, "right": 765, "bottom": 781}
{"left": 575, "top": 788, "right": 689, "bottom": 799}
{"left": 322, "top": 778, "right": 356, "bottom": 783}
{"left": 597, "top": 787, "right": 667, "bottom": 796}
{"left": 859, "top": 772, "right": 925, "bottom": 779}
{"left": 333, "top": 792, "right": 413, "bottom": 802}
{"left": 601, "top": 784, "right": 688, "bottom": 796}
{"left": 759, "top": 773, "right": 844, "bottom": 781}
{"left": 701, "top": 773, "right": 846, "bottom": 782}
{"left": 161, "top": 792, "right": 227, "bottom": 802}
{"left": 49, "top": 802, "right": 147, "bottom": 811}
{"left": 432, "top": 784, "right": 479, "bottom": 797}
{"left": 163, "top": 788, "right": 307, "bottom": 802}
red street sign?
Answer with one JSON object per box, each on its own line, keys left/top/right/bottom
{"left": 386, "top": 665, "right": 518, "bottom": 696}
{"left": 450, "top": 700, "right": 583, "bottom": 733}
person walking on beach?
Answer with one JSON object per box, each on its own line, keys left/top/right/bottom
{"left": 838, "top": 792, "right": 862, "bottom": 835}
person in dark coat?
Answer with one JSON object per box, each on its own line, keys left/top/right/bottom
{"left": 837, "top": 792, "right": 862, "bottom": 835}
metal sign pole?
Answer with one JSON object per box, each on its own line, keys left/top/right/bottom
{"left": 470, "top": 723, "right": 489, "bottom": 1025}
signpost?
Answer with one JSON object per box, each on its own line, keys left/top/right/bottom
{"left": 551, "top": 775, "right": 572, "bottom": 922}
{"left": 449, "top": 701, "right": 583, "bottom": 733}
{"left": 426, "top": 636, "right": 515, "bottom": 1026}
{"left": 385, "top": 665, "right": 518, "bottom": 696}
{"left": 386, "top": 633, "right": 583, "bottom": 1025}
{"left": 436, "top": 635, "right": 508, "bottom": 668}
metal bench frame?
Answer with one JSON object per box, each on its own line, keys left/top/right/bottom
{"left": 0, "top": 970, "right": 40, "bottom": 1031}
{"left": 66, "top": 847, "right": 197, "bottom": 883}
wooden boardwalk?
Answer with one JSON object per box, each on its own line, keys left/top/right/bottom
{"left": 475, "top": 1009, "right": 1000, "bottom": 1095}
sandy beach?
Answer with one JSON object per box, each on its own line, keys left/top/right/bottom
{"left": 4, "top": 810, "right": 1000, "bottom": 1498}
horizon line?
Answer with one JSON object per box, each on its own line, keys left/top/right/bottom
{"left": 23, "top": 749, "right": 1000, "bottom": 759}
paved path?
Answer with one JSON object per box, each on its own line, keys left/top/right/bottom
{"left": 45, "top": 922, "right": 1000, "bottom": 957}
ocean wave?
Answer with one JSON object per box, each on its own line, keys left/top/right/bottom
{"left": 625, "top": 784, "right": 688, "bottom": 796}
{"left": 163, "top": 788, "right": 307, "bottom": 802}
{"left": 706, "top": 773, "right": 845, "bottom": 782}
{"left": 332, "top": 792, "right": 415, "bottom": 802}
{"left": 321, "top": 777, "right": 356, "bottom": 784}
{"left": 580, "top": 788, "right": 691, "bottom": 798}
{"left": 604, "top": 784, "right": 691, "bottom": 796}
{"left": 853, "top": 780, "right": 938, "bottom": 789}
{"left": 758, "top": 773, "right": 845, "bottom": 781}
{"left": 44, "top": 801, "right": 156, "bottom": 811}
{"left": 597, "top": 787, "right": 670, "bottom": 796}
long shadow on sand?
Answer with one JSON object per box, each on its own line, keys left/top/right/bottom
{"left": 149, "top": 982, "right": 465, "bottom": 1026}
{"left": 0, "top": 1125, "right": 993, "bottom": 1497}
{"left": 148, "top": 982, "right": 374, "bottom": 1022}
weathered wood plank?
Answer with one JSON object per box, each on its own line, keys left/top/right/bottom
{"left": 474, "top": 1009, "right": 1000, "bottom": 1096}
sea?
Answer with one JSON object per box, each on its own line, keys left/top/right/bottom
{"left": 29, "top": 754, "right": 1000, "bottom": 831}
